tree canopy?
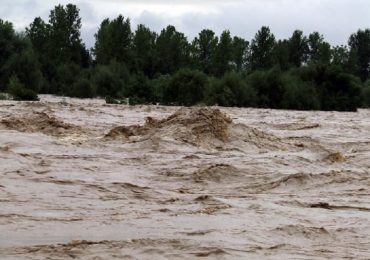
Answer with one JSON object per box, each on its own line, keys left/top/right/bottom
{"left": 0, "top": 4, "right": 369, "bottom": 111}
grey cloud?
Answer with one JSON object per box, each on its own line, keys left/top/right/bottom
{"left": 1, "top": 0, "right": 369, "bottom": 48}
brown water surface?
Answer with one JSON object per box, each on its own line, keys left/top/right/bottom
{"left": 1, "top": 95, "right": 370, "bottom": 259}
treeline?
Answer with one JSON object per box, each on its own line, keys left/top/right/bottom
{"left": 1, "top": 4, "right": 370, "bottom": 111}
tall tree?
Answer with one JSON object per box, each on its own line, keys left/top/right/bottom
{"left": 94, "top": 15, "right": 133, "bottom": 66}
{"left": 331, "top": 45, "right": 350, "bottom": 68}
{"left": 0, "top": 19, "right": 15, "bottom": 90}
{"left": 26, "top": 4, "right": 89, "bottom": 94}
{"left": 231, "top": 36, "right": 249, "bottom": 72}
{"left": 249, "top": 26, "right": 276, "bottom": 71}
{"left": 132, "top": 24, "right": 156, "bottom": 77}
{"left": 3, "top": 35, "right": 42, "bottom": 94}
{"left": 26, "top": 17, "right": 51, "bottom": 92}
{"left": 154, "top": 25, "right": 190, "bottom": 74}
{"left": 48, "top": 4, "right": 87, "bottom": 66}
{"left": 1, "top": 20, "right": 41, "bottom": 96}
{"left": 26, "top": 17, "right": 49, "bottom": 56}
{"left": 212, "top": 30, "right": 233, "bottom": 76}
{"left": 288, "top": 30, "right": 309, "bottom": 67}
{"left": 273, "top": 39, "right": 290, "bottom": 70}
{"left": 307, "top": 32, "right": 331, "bottom": 65}
{"left": 348, "top": 29, "right": 370, "bottom": 81}
{"left": 191, "top": 29, "right": 218, "bottom": 74}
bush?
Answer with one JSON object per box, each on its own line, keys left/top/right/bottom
{"left": 362, "top": 80, "right": 370, "bottom": 107}
{"left": 105, "top": 96, "right": 120, "bottom": 104}
{"left": 0, "top": 93, "right": 8, "bottom": 100}
{"left": 92, "top": 66, "right": 121, "bottom": 97}
{"left": 300, "top": 64, "right": 362, "bottom": 111}
{"left": 92, "top": 61, "right": 130, "bottom": 98}
{"left": 246, "top": 67, "right": 284, "bottom": 108}
{"left": 7, "top": 75, "right": 39, "bottom": 101}
{"left": 54, "top": 63, "right": 81, "bottom": 95}
{"left": 281, "top": 73, "right": 320, "bottom": 110}
{"left": 208, "top": 72, "right": 257, "bottom": 107}
{"left": 71, "top": 78, "right": 96, "bottom": 98}
{"left": 164, "top": 69, "right": 209, "bottom": 106}
{"left": 127, "top": 73, "right": 152, "bottom": 103}
{"left": 150, "top": 74, "right": 171, "bottom": 103}
{"left": 0, "top": 33, "right": 42, "bottom": 94}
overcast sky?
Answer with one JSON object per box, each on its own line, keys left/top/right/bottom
{"left": 1, "top": 0, "right": 369, "bottom": 48}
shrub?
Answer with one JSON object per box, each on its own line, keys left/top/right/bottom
{"left": 55, "top": 63, "right": 81, "bottom": 95}
{"left": 246, "top": 67, "right": 284, "bottom": 108}
{"left": 281, "top": 74, "right": 320, "bottom": 110}
{"left": 7, "top": 75, "right": 39, "bottom": 101}
{"left": 92, "top": 66, "right": 121, "bottom": 97}
{"left": 105, "top": 96, "right": 120, "bottom": 104}
{"left": 92, "top": 61, "right": 130, "bottom": 98}
{"left": 164, "top": 69, "right": 209, "bottom": 106}
{"left": 362, "top": 80, "right": 370, "bottom": 107}
{"left": 208, "top": 72, "right": 257, "bottom": 107}
{"left": 150, "top": 74, "right": 171, "bottom": 103}
{"left": 127, "top": 73, "right": 152, "bottom": 103}
{"left": 0, "top": 93, "right": 8, "bottom": 100}
{"left": 302, "top": 64, "right": 362, "bottom": 111}
{"left": 71, "top": 78, "right": 96, "bottom": 98}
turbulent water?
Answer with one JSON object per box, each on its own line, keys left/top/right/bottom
{"left": 1, "top": 95, "right": 370, "bottom": 259}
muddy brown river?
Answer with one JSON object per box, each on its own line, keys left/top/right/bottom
{"left": 1, "top": 95, "right": 370, "bottom": 259}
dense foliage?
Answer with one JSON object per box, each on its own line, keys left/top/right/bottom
{"left": 0, "top": 4, "right": 369, "bottom": 111}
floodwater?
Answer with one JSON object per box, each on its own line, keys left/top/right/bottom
{"left": 1, "top": 95, "right": 370, "bottom": 259}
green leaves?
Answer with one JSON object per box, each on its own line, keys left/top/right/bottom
{"left": 349, "top": 29, "right": 370, "bottom": 81}
{"left": 1, "top": 4, "right": 368, "bottom": 111}
{"left": 164, "top": 69, "right": 209, "bottom": 106}
{"left": 7, "top": 75, "right": 39, "bottom": 101}
{"left": 94, "top": 15, "right": 133, "bottom": 66}
{"left": 155, "top": 25, "right": 190, "bottom": 75}
{"left": 249, "top": 26, "right": 276, "bottom": 71}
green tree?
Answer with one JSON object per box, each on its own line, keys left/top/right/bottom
{"left": 232, "top": 36, "right": 249, "bottom": 72}
{"left": 249, "top": 26, "right": 276, "bottom": 71}
{"left": 331, "top": 45, "right": 349, "bottom": 67}
{"left": 331, "top": 45, "right": 358, "bottom": 74}
{"left": 0, "top": 19, "right": 16, "bottom": 72}
{"left": 26, "top": 5, "right": 89, "bottom": 94}
{"left": 7, "top": 75, "right": 39, "bottom": 101}
{"left": 151, "top": 74, "right": 171, "bottom": 103}
{"left": 212, "top": 30, "right": 233, "bottom": 76}
{"left": 191, "top": 29, "right": 218, "bottom": 74}
{"left": 72, "top": 76, "right": 96, "bottom": 98}
{"left": 209, "top": 72, "right": 257, "bottom": 107}
{"left": 0, "top": 20, "right": 42, "bottom": 97}
{"left": 348, "top": 29, "right": 370, "bottom": 81}
{"left": 246, "top": 67, "right": 284, "bottom": 108}
{"left": 0, "top": 19, "right": 14, "bottom": 90}
{"left": 92, "top": 60, "right": 130, "bottom": 97}
{"left": 94, "top": 15, "right": 133, "bottom": 66}
{"left": 53, "top": 62, "right": 80, "bottom": 95}
{"left": 3, "top": 38, "right": 41, "bottom": 90}
{"left": 362, "top": 80, "right": 370, "bottom": 107}
{"left": 307, "top": 32, "right": 331, "bottom": 65}
{"left": 288, "top": 30, "right": 309, "bottom": 67}
{"left": 297, "top": 64, "right": 362, "bottom": 111}
{"left": 273, "top": 39, "right": 290, "bottom": 70}
{"left": 26, "top": 17, "right": 52, "bottom": 92}
{"left": 154, "top": 25, "right": 190, "bottom": 74}
{"left": 48, "top": 4, "right": 88, "bottom": 66}
{"left": 281, "top": 72, "right": 320, "bottom": 110}
{"left": 132, "top": 24, "right": 156, "bottom": 77}
{"left": 127, "top": 73, "right": 152, "bottom": 103}
{"left": 164, "top": 69, "right": 208, "bottom": 105}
